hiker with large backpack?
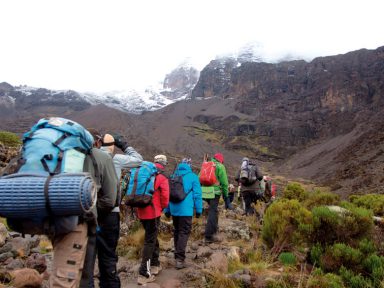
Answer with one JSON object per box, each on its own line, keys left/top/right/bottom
{"left": 93, "top": 133, "right": 142, "bottom": 288}
{"left": 164, "top": 157, "right": 203, "bottom": 269}
{"left": 200, "top": 153, "right": 229, "bottom": 243}
{"left": 135, "top": 154, "right": 169, "bottom": 285}
{"left": 235, "top": 157, "right": 263, "bottom": 216}
{"left": 0, "top": 117, "right": 118, "bottom": 288}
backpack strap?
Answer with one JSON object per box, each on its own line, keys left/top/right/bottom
{"left": 130, "top": 168, "right": 140, "bottom": 197}
{"left": 43, "top": 175, "right": 54, "bottom": 217}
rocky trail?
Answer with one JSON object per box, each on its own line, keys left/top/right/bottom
{"left": 1, "top": 201, "right": 279, "bottom": 288}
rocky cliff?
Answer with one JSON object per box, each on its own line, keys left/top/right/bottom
{"left": 191, "top": 47, "right": 384, "bottom": 158}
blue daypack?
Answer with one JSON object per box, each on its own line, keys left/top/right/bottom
{"left": 125, "top": 161, "right": 158, "bottom": 207}
{"left": 0, "top": 117, "right": 97, "bottom": 235}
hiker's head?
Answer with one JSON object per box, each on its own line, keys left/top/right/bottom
{"left": 87, "top": 128, "right": 103, "bottom": 148}
{"left": 214, "top": 153, "right": 224, "bottom": 164}
{"left": 154, "top": 154, "right": 168, "bottom": 166}
{"left": 181, "top": 157, "right": 192, "bottom": 166}
{"left": 101, "top": 134, "right": 115, "bottom": 153}
{"left": 242, "top": 157, "right": 249, "bottom": 162}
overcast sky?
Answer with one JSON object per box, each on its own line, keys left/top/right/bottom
{"left": 0, "top": 0, "right": 383, "bottom": 92}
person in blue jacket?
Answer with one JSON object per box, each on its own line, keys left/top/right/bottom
{"left": 164, "top": 158, "right": 203, "bottom": 269}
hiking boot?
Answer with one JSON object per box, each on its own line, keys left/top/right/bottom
{"left": 151, "top": 265, "right": 162, "bottom": 275}
{"left": 175, "top": 260, "right": 187, "bottom": 269}
{"left": 137, "top": 274, "right": 156, "bottom": 285}
{"left": 205, "top": 235, "right": 221, "bottom": 244}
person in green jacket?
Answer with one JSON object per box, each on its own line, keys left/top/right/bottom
{"left": 204, "top": 153, "right": 229, "bottom": 243}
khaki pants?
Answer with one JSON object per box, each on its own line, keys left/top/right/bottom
{"left": 49, "top": 223, "right": 88, "bottom": 288}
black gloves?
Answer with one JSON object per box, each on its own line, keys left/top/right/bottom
{"left": 113, "top": 134, "right": 129, "bottom": 151}
{"left": 195, "top": 213, "right": 201, "bottom": 218}
{"left": 165, "top": 212, "right": 171, "bottom": 218}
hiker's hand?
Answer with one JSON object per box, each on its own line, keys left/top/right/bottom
{"left": 114, "top": 135, "right": 128, "bottom": 151}
{"left": 195, "top": 213, "right": 201, "bottom": 218}
{"left": 165, "top": 212, "right": 171, "bottom": 218}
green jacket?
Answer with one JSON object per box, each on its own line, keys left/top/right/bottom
{"left": 212, "top": 158, "right": 229, "bottom": 198}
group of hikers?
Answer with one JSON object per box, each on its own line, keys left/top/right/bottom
{"left": 0, "top": 117, "right": 275, "bottom": 287}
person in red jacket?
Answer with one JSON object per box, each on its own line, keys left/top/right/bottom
{"left": 136, "top": 154, "right": 170, "bottom": 285}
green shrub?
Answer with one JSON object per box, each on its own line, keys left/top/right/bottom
{"left": 310, "top": 243, "right": 323, "bottom": 265}
{"left": 350, "top": 194, "right": 384, "bottom": 216}
{"left": 358, "top": 239, "right": 377, "bottom": 255}
{"left": 303, "top": 189, "right": 340, "bottom": 210}
{"left": 363, "top": 254, "right": 384, "bottom": 285}
{"left": 261, "top": 199, "right": 313, "bottom": 250}
{"left": 320, "top": 243, "right": 362, "bottom": 272}
{"left": 339, "top": 266, "right": 373, "bottom": 288}
{"left": 282, "top": 182, "right": 308, "bottom": 201}
{"left": 311, "top": 205, "right": 373, "bottom": 246}
{"left": 278, "top": 252, "right": 296, "bottom": 266}
{"left": 306, "top": 272, "right": 345, "bottom": 288}
{"left": 0, "top": 131, "right": 21, "bottom": 147}
{"left": 311, "top": 206, "right": 340, "bottom": 245}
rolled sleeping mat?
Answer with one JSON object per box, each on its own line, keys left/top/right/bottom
{"left": 0, "top": 173, "right": 96, "bottom": 219}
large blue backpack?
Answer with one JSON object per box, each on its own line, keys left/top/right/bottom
{"left": 125, "top": 161, "right": 158, "bottom": 207}
{"left": 0, "top": 117, "right": 97, "bottom": 235}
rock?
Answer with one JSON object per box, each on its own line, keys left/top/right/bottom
{"left": 205, "top": 252, "right": 228, "bottom": 274}
{"left": 10, "top": 237, "right": 31, "bottom": 257}
{"left": 9, "top": 268, "right": 43, "bottom": 288}
{"left": 145, "top": 283, "right": 161, "bottom": 288}
{"left": 23, "top": 235, "right": 40, "bottom": 249}
{"left": 0, "top": 252, "right": 13, "bottom": 263}
{"left": 161, "top": 278, "right": 182, "bottom": 288}
{"left": 190, "top": 242, "right": 199, "bottom": 251}
{"left": 0, "top": 242, "right": 12, "bottom": 254}
{"left": 196, "top": 246, "right": 212, "bottom": 258}
{"left": 221, "top": 219, "right": 251, "bottom": 241}
{"left": 6, "top": 258, "right": 24, "bottom": 270}
{"left": 227, "top": 246, "right": 240, "bottom": 262}
{"left": 25, "top": 253, "right": 47, "bottom": 273}
{"left": 0, "top": 223, "right": 9, "bottom": 247}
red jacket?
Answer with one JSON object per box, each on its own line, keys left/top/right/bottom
{"left": 137, "top": 163, "right": 170, "bottom": 220}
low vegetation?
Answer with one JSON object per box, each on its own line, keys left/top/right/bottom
{"left": 0, "top": 131, "right": 21, "bottom": 147}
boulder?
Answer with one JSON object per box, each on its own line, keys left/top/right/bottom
{"left": 205, "top": 252, "right": 228, "bottom": 274}
{"left": 9, "top": 268, "right": 42, "bottom": 288}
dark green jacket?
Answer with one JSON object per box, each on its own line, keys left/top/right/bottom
{"left": 83, "top": 148, "right": 118, "bottom": 219}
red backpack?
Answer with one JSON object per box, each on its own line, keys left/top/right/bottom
{"left": 199, "top": 161, "right": 218, "bottom": 186}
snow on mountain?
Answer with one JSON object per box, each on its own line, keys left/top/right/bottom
{"left": 81, "top": 85, "right": 176, "bottom": 114}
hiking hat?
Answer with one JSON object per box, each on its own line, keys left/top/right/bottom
{"left": 181, "top": 157, "right": 192, "bottom": 166}
{"left": 214, "top": 153, "right": 224, "bottom": 164}
{"left": 102, "top": 134, "right": 115, "bottom": 153}
{"left": 154, "top": 154, "right": 167, "bottom": 166}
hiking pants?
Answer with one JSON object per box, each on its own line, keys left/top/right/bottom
{"left": 173, "top": 216, "right": 192, "bottom": 261}
{"left": 139, "top": 217, "right": 160, "bottom": 276}
{"left": 50, "top": 223, "right": 88, "bottom": 288}
{"left": 242, "top": 190, "right": 257, "bottom": 215}
{"left": 228, "top": 192, "right": 235, "bottom": 203}
{"left": 97, "top": 212, "right": 121, "bottom": 288}
{"left": 204, "top": 195, "right": 220, "bottom": 240}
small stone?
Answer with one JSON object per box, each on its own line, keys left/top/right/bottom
{"left": 6, "top": 258, "right": 24, "bottom": 270}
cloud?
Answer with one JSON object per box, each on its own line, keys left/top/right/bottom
{"left": 0, "top": 0, "right": 383, "bottom": 92}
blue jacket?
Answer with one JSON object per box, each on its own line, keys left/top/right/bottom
{"left": 164, "top": 163, "right": 203, "bottom": 216}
